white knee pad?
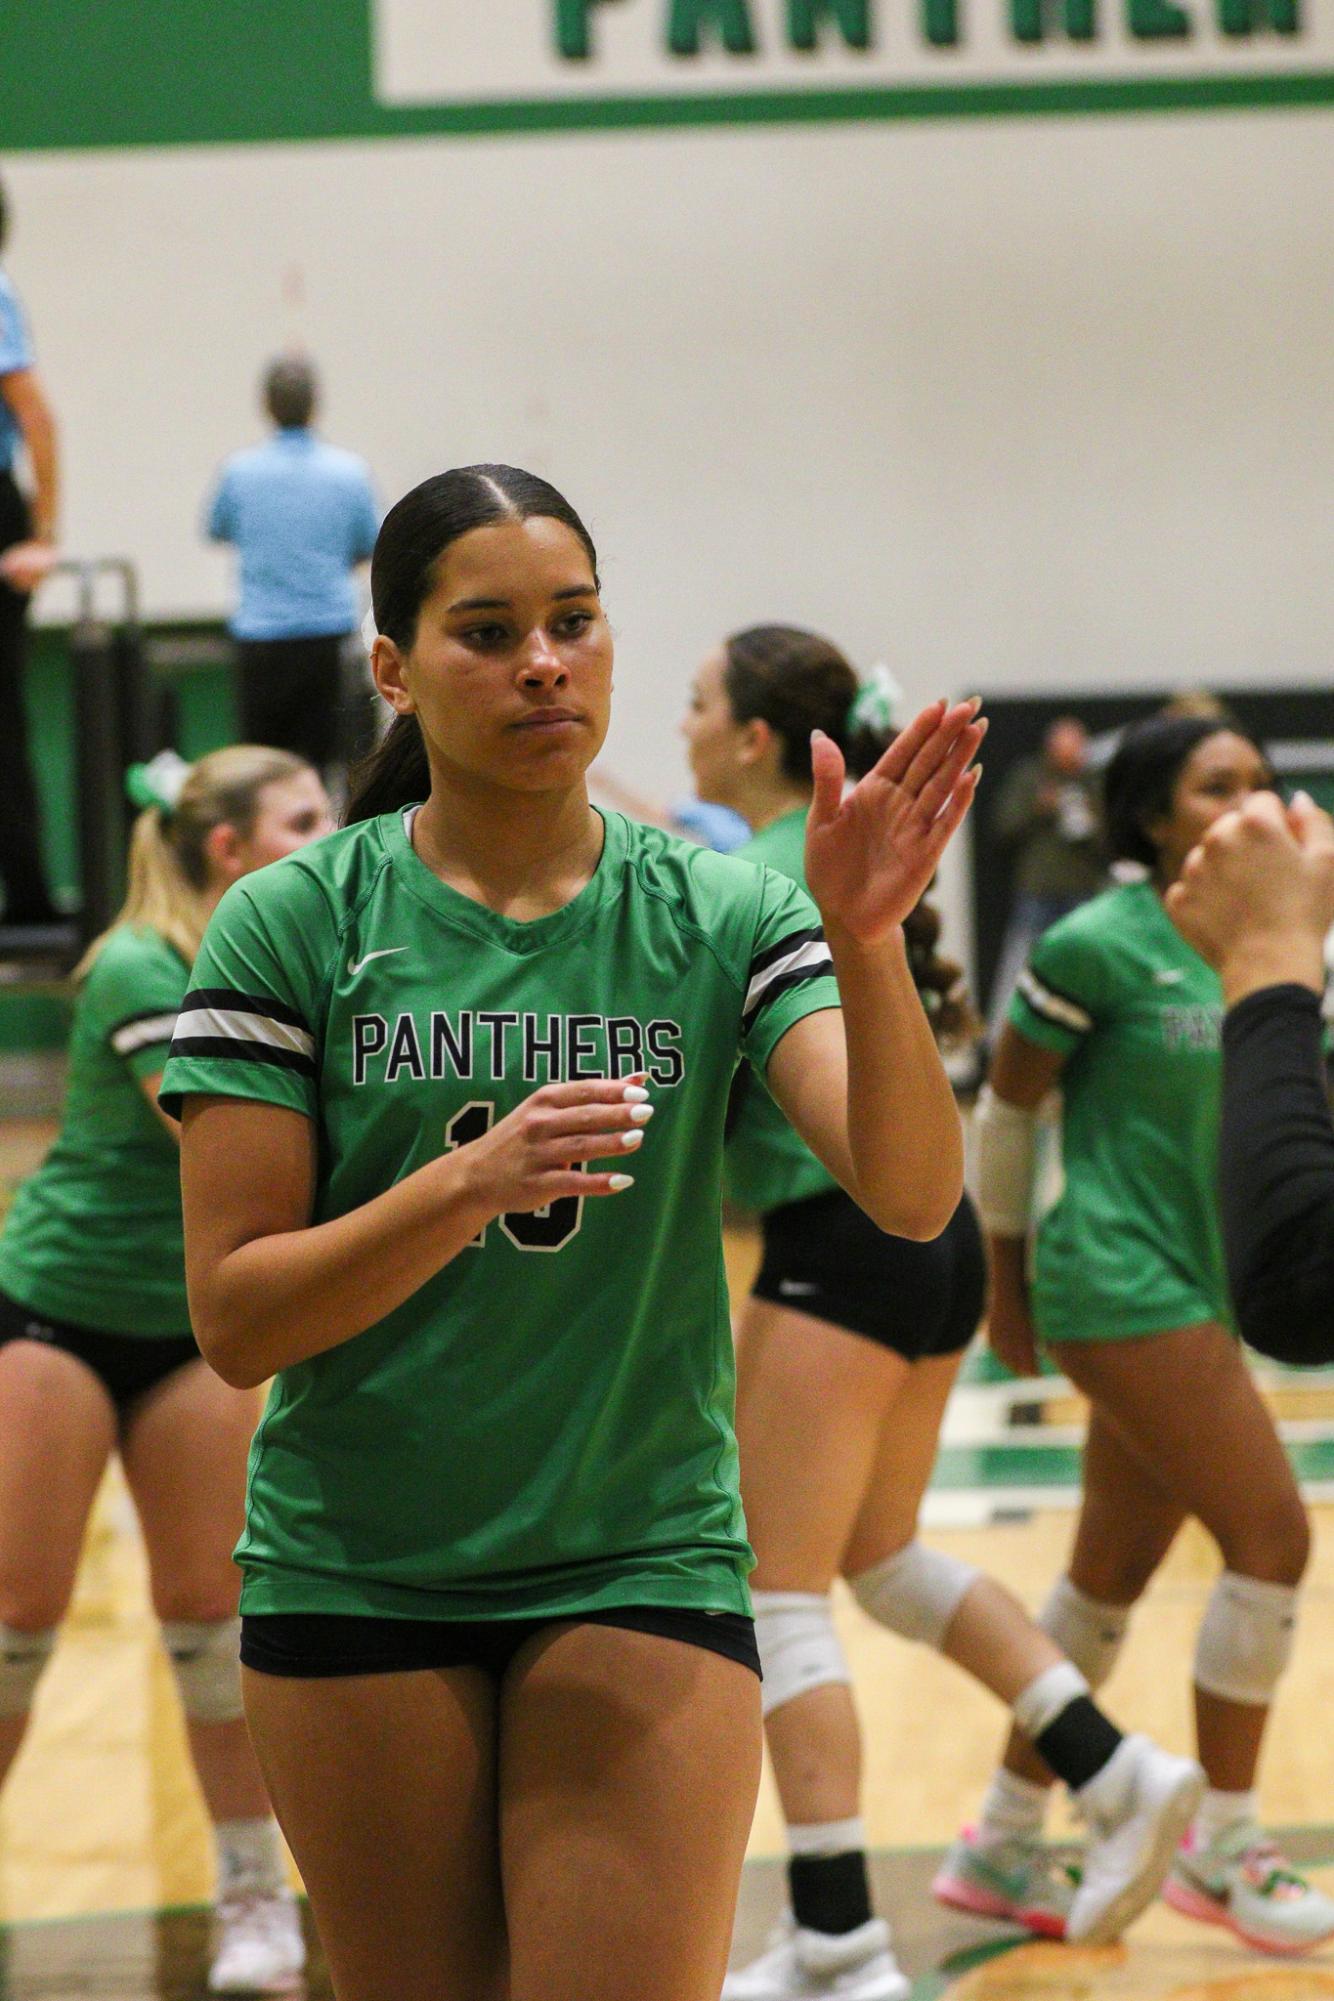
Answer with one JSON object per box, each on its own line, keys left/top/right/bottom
{"left": 1193, "top": 1571, "right": 1299, "bottom": 1706}
{"left": 753, "top": 1592, "right": 851, "bottom": 1719}
{"left": 850, "top": 1542, "right": 979, "bottom": 1650}
{"left": 0, "top": 1625, "right": 55, "bottom": 1717}
{"left": 1039, "top": 1576, "right": 1131, "bottom": 1692}
{"left": 162, "top": 1618, "right": 244, "bottom": 1723}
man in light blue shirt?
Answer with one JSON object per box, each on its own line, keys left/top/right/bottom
{"left": 205, "top": 357, "right": 379, "bottom": 773}
{"left": 0, "top": 177, "right": 62, "bottom": 928}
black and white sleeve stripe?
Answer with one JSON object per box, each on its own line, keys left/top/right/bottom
{"left": 742, "top": 926, "right": 835, "bottom": 1037}
{"left": 1015, "top": 966, "right": 1093, "bottom": 1036}
{"left": 109, "top": 1008, "right": 179, "bottom": 1059}
{"left": 169, "top": 987, "right": 317, "bottom": 1078}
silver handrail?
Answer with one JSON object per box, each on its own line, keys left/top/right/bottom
{"left": 43, "top": 556, "right": 139, "bottom": 628}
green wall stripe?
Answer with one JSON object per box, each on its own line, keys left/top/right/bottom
{"left": 1, "top": 1, "right": 1331, "bottom": 152}
{"left": 931, "top": 1437, "right": 1334, "bottom": 1490}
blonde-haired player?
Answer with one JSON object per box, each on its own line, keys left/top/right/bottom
{"left": 0, "top": 745, "right": 331, "bottom": 1991}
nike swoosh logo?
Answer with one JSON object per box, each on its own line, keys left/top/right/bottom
{"left": 348, "top": 947, "right": 409, "bottom": 976}
{"left": 1153, "top": 968, "right": 1187, "bottom": 986}
{"left": 778, "top": 1280, "right": 820, "bottom": 1297}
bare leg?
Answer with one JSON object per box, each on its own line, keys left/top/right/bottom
{"left": 501, "top": 1621, "right": 762, "bottom": 2001}
{"left": 1052, "top": 1327, "right": 1308, "bottom": 1794}
{"left": 121, "top": 1360, "right": 271, "bottom": 1824}
{"left": 0, "top": 1342, "right": 116, "bottom": 1784}
{"left": 243, "top": 1663, "right": 505, "bottom": 2001}
{"left": 845, "top": 1349, "right": 1116, "bottom": 1720}
{"left": 1002, "top": 1401, "right": 1186, "bottom": 1786}
{"left": 735, "top": 1298, "right": 912, "bottom": 1827}
{"left": 841, "top": 1348, "right": 966, "bottom": 1574}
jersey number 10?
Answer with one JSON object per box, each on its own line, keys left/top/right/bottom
{"left": 445, "top": 1101, "right": 586, "bottom": 1254}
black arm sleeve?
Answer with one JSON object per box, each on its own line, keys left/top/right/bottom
{"left": 1219, "top": 984, "right": 1334, "bottom": 1368}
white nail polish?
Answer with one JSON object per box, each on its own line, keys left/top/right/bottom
{"left": 622, "top": 1084, "right": 650, "bottom": 1102}
{"left": 629, "top": 1103, "right": 654, "bottom": 1124}
{"left": 608, "top": 1173, "right": 635, "bottom": 1191}
{"left": 621, "top": 1129, "right": 644, "bottom": 1150}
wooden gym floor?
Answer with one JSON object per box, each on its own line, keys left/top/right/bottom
{"left": 1, "top": 1118, "right": 1332, "bottom": 1998}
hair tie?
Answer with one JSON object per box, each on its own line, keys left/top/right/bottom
{"left": 125, "top": 750, "right": 191, "bottom": 819}
{"left": 845, "top": 662, "right": 903, "bottom": 738}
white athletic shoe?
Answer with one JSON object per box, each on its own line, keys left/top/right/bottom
{"left": 208, "top": 1888, "right": 307, "bottom": 1993}
{"left": 722, "top": 1914, "right": 909, "bottom": 1999}
{"left": 1067, "top": 1735, "right": 1205, "bottom": 1945}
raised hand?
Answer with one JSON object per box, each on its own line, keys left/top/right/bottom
{"left": 1167, "top": 790, "right": 1334, "bottom": 1004}
{"left": 805, "top": 698, "right": 985, "bottom": 945}
{"left": 1168, "top": 791, "right": 1334, "bottom": 967}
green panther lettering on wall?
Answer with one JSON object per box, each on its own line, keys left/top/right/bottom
{"left": 555, "top": 0, "right": 1299, "bottom": 61}
{"left": 0, "top": 0, "right": 1321, "bottom": 155}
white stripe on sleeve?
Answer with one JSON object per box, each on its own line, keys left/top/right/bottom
{"left": 744, "top": 937, "right": 835, "bottom": 1019}
{"left": 111, "top": 1014, "right": 179, "bottom": 1057}
{"left": 1016, "top": 967, "right": 1093, "bottom": 1035}
{"left": 172, "top": 1007, "right": 317, "bottom": 1061}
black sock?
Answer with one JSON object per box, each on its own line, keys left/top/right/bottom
{"left": 1034, "top": 1696, "right": 1124, "bottom": 1792}
{"left": 788, "top": 1851, "right": 873, "bottom": 1936}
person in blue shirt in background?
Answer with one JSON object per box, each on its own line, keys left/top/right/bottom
{"left": 0, "top": 176, "right": 62, "bottom": 930}
{"left": 205, "top": 357, "right": 379, "bottom": 778}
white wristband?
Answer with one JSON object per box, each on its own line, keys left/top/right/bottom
{"left": 974, "top": 1084, "right": 1039, "bottom": 1237}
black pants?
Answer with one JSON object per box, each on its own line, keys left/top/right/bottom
{"left": 235, "top": 634, "right": 347, "bottom": 774}
{"left": 0, "top": 471, "right": 56, "bottom": 923}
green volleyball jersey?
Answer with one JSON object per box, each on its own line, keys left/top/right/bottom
{"left": 723, "top": 809, "right": 838, "bottom": 1216}
{"left": 1008, "top": 879, "right": 1231, "bottom": 1343}
{"left": 159, "top": 807, "right": 840, "bottom": 1621}
{"left": 0, "top": 926, "right": 191, "bottom": 1337}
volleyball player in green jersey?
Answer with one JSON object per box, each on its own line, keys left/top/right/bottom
{"left": 0, "top": 744, "right": 331, "bottom": 1992}
{"left": 960, "top": 714, "right": 1334, "bottom": 1957}
{"left": 684, "top": 630, "right": 1202, "bottom": 2001}
{"left": 160, "top": 464, "right": 982, "bottom": 2001}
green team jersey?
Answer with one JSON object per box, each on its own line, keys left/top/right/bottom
{"left": 159, "top": 807, "right": 839, "bottom": 1621}
{"left": 1008, "top": 878, "right": 1231, "bottom": 1344}
{"left": 0, "top": 926, "right": 191, "bottom": 1337}
{"left": 724, "top": 808, "right": 838, "bottom": 1216}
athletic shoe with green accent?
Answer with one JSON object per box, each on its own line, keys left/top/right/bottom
{"left": 1164, "top": 1821, "right": 1334, "bottom": 1956}
{"left": 722, "top": 1915, "right": 909, "bottom": 2000}
{"left": 931, "top": 1825, "right": 1077, "bottom": 1939}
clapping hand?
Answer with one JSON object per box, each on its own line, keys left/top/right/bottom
{"left": 1167, "top": 790, "right": 1334, "bottom": 1001}
{"left": 805, "top": 697, "right": 985, "bottom": 945}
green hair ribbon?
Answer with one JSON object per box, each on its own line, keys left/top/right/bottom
{"left": 125, "top": 750, "right": 191, "bottom": 817}
{"left": 846, "top": 663, "right": 903, "bottom": 737}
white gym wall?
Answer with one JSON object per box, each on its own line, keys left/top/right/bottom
{"left": 4, "top": 44, "right": 1331, "bottom": 957}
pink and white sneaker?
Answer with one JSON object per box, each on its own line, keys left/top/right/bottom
{"left": 1164, "top": 1822, "right": 1334, "bottom": 1956}
{"left": 932, "top": 1826, "right": 1076, "bottom": 1940}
